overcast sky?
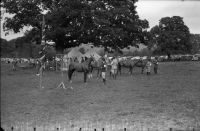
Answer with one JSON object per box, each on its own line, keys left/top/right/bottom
{"left": 1, "top": 0, "right": 200, "bottom": 41}
{"left": 136, "top": 0, "right": 200, "bottom": 33}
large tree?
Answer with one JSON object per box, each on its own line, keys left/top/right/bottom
{"left": 0, "top": 38, "right": 16, "bottom": 57}
{"left": 94, "top": 0, "right": 149, "bottom": 51}
{"left": 149, "top": 16, "right": 191, "bottom": 58}
{"left": 190, "top": 34, "right": 200, "bottom": 54}
{"left": 1, "top": 0, "right": 149, "bottom": 53}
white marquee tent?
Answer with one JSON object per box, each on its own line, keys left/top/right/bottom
{"left": 64, "top": 48, "right": 84, "bottom": 62}
{"left": 83, "top": 49, "right": 101, "bottom": 61}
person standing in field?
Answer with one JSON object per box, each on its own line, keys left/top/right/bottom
{"left": 81, "top": 57, "right": 85, "bottom": 63}
{"left": 146, "top": 58, "right": 152, "bottom": 75}
{"left": 153, "top": 57, "right": 159, "bottom": 74}
{"left": 111, "top": 57, "right": 118, "bottom": 79}
{"left": 101, "top": 58, "right": 107, "bottom": 84}
{"left": 12, "top": 58, "right": 18, "bottom": 71}
{"left": 36, "top": 59, "right": 41, "bottom": 75}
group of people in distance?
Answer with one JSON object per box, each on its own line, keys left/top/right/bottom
{"left": 13, "top": 53, "right": 158, "bottom": 85}
{"left": 99, "top": 56, "right": 159, "bottom": 85}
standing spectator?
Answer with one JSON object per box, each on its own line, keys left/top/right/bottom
{"left": 81, "top": 57, "right": 85, "bottom": 63}
{"left": 153, "top": 57, "right": 159, "bottom": 74}
{"left": 101, "top": 58, "right": 107, "bottom": 84}
{"left": 52, "top": 57, "right": 56, "bottom": 70}
{"left": 12, "top": 58, "right": 18, "bottom": 71}
{"left": 46, "top": 59, "right": 49, "bottom": 70}
{"left": 117, "top": 57, "right": 121, "bottom": 75}
{"left": 36, "top": 59, "right": 41, "bottom": 76}
{"left": 111, "top": 57, "right": 118, "bottom": 79}
{"left": 146, "top": 59, "right": 152, "bottom": 75}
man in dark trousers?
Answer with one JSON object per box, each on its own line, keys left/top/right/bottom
{"left": 153, "top": 57, "right": 159, "bottom": 74}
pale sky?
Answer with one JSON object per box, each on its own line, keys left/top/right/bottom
{"left": 1, "top": 0, "right": 200, "bottom": 41}
{"left": 136, "top": 0, "right": 200, "bottom": 33}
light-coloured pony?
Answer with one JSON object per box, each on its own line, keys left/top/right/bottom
{"left": 118, "top": 58, "right": 148, "bottom": 74}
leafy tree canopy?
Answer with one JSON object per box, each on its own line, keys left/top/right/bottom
{"left": 190, "top": 34, "right": 200, "bottom": 54}
{"left": 149, "top": 16, "right": 191, "bottom": 58}
{"left": 2, "top": 0, "right": 149, "bottom": 53}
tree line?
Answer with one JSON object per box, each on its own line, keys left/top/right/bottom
{"left": 1, "top": 0, "right": 200, "bottom": 58}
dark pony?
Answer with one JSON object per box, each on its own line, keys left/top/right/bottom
{"left": 132, "top": 59, "right": 148, "bottom": 74}
{"left": 118, "top": 59, "right": 135, "bottom": 74}
{"left": 68, "top": 57, "right": 94, "bottom": 83}
{"left": 90, "top": 58, "right": 104, "bottom": 78}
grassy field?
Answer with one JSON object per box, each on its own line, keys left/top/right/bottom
{"left": 1, "top": 61, "right": 200, "bottom": 131}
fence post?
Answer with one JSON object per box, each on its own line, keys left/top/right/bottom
{"left": 124, "top": 128, "right": 127, "bottom": 131}
{"left": 34, "top": 127, "right": 36, "bottom": 131}
{"left": 79, "top": 128, "right": 82, "bottom": 131}
{"left": 11, "top": 126, "right": 14, "bottom": 131}
{"left": 56, "top": 127, "right": 59, "bottom": 130}
{"left": 94, "top": 128, "right": 96, "bottom": 131}
{"left": 169, "top": 128, "right": 172, "bottom": 131}
{"left": 102, "top": 128, "right": 104, "bottom": 131}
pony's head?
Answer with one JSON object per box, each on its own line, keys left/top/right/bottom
{"left": 89, "top": 56, "right": 95, "bottom": 63}
{"left": 85, "top": 56, "right": 95, "bottom": 65}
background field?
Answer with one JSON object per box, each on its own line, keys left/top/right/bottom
{"left": 1, "top": 62, "right": 200, "bottom": 131}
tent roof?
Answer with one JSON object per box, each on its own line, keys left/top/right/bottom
{"left": 64, "top": 48, "right": 83, "bottom": 61}
{"left": 67, "top": 48, "right": 83, "bottom": 57}
{"left": 84, "top": 49, "right": 101, "bottom": 60}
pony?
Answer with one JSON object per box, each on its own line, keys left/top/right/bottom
{"left": 132, "top": 59, "right": 148, "bottom": 74}
{"left": 68, "top": 57, "right": 94, "bottom": 83}
{"left": 118, "top": 58, "right": 148, "bottom": 74}
{"left": 90, "top": 58, "right": 104, "bottom": 78}
{"left": 118, "top": 58, "right": 135, "bottom": 74}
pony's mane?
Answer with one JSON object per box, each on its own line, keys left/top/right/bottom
{"left": 83, "top": 57, "right": 94, "bottom": 65}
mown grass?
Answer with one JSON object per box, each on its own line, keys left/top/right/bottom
{"left": 1, "top": 61, "right": 200, "bottom": 131}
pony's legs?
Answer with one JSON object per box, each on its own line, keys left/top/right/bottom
{"left": 117, "top": 68, "right": 121, "bottom": 76}
{"left": 84, "top": 72, "right": 87, "bottom": 83}
{"left": 118, "top": 64, "right": 122, "bottom": 75}
{"left": 114, "top": 69, "right": 117, "bottom": 79}
{"left": 129, "top": 67, "right": 133, "bottom": 75}
{"left": 68, "top": 69, "right": 75, "bottom": 83}
{"left": 68, "top": 70, "right": 72, "bottom": 82}
{"left": 89, "top": 67, "right": 93, "bottom": 78}
{"left": 141, "top": 67, "right": 144, "bottom": 74}
{"left": 97, "top": 68, "right": 100, "bottom": 78}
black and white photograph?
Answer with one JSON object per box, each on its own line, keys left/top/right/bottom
{"left": 1, "top": 0, "right": 200, "bottom": 130}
